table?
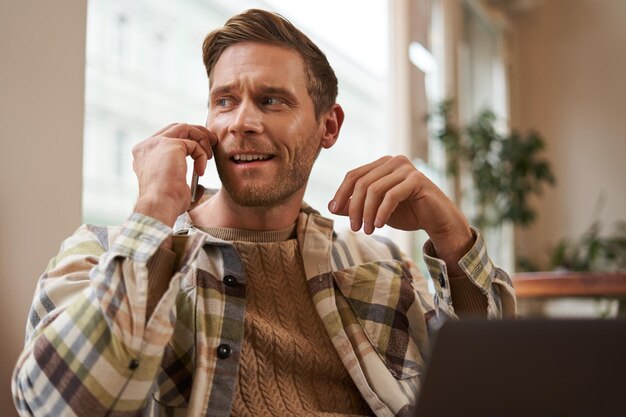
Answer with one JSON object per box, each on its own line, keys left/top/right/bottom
{"left": 512, "top": 271, "right": 626, "bottom": 317}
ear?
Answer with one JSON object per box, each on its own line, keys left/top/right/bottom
{"left": 320, "top": 104, "right": 344, "bottom": 149}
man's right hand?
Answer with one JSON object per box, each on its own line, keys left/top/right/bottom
{"left": 132, "top": 123, "right": 217, "bottom": 227}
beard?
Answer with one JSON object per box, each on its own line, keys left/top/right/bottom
{"left": 214, "top": 136, "right": 320, "bottom": 208}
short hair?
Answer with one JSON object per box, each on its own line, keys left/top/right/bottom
{"left": 202, "top": 9, "right": 338, "bottom": 119}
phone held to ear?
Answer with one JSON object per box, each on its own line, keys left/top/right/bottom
{"left": 190, "top": 172, "right": 199, "bottom": 203}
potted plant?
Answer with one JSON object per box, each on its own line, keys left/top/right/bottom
{"left": 428, "top": 99, "right": 555, "bottom": 231}
{"left": 514, "top": 220, "right": 626, "bottom": 317}
{"left": 428, "top": 101, "right": 626, "bottom": 316}
{"left": 549, "top": 220, "right": 626, "bottom": 273}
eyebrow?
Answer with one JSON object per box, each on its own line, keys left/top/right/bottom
{"left": 261, "top": 86, "right": 297, "bottom": 101}
{"left": 208, "top": 84, "right": 298, "bottom": 107}
{"left": 209, "top": 85, "right": 232, "bottom": 99}
{"left": 208, "top": 85, "right": 231, "bottom": 108}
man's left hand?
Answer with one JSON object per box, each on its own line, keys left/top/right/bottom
{"left": 329, "top": 155, "right": 474, "bottom": 272}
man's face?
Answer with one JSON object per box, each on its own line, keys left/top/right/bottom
{"left": 207, "top": 42, "right": 325, "bottom": 208}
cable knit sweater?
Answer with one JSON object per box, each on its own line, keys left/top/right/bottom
{"left": 200, "top": 225, "right": 374, "bottom": 416}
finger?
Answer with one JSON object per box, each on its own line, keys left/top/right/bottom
{"left": 178, "top": 139, "right": 209, "bottom": 175}
{"left": 150, "top": 123, "right": 178, "bottom": 137}
{"left": 331, "top": 197, "right": 350, "bottom": 216}
{"left": 361, "top": 171, "right": 407, "bottom": 234}
{"left": 190, "top": 124, "right": 217, "bottom": 146}
{"left": 346, "top": 158, "right": 397, "bottom": 231}
{"left": 330, "top": 156, "right": 392, "bottom": 217}
{"left": 185, "top": 125, "right": 217, "bottom": 160}
{"left": 375, "top": 177, "right": 421, "bottom": 229}
{"left": 197, "top": 128, "right": 218, "bottom": 158}
{"left": 162, "top": 124, "right": 216, "bottom": 162}
{"left": 162, "top": 123, "right": 212, "bottom": 143}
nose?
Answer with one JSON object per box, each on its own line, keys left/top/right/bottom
{"left": 229, "top": 99, "right": 263, "bottom": 137}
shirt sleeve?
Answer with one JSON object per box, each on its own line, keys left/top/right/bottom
{"left": 421, "top": 226, "right": 517, "bottom": 319}
{"left": 12, "top": 213, "right": 206, "bottom": 416}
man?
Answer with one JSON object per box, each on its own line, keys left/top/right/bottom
{"left": 12, "top": 9, "right": 516, "bottom": 417}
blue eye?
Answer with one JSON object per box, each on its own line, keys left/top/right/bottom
{"left": 263, "top": 97, "right": 282, "bottom": 106}
{"left": 217, "top": 98, "right": 233, "bottom": 107}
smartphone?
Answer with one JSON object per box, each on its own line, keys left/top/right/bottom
{"left": 190, "top": 172, "right": 199, "bottom": 202}
{"left": 192, "top": 112, "right": 210, "bottom": 203}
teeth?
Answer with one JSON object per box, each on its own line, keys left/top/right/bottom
{"left": 233, "top": 154, "right": 271, "bottom": 162}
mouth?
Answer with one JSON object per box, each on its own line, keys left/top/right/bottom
{"left": 230, "top": 154, "right": 275, "bottom": 164}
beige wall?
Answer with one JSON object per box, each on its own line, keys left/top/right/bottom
{"left": 0, "top": 0, "right": 86, "bottom": 414}
{"left": 511, "top": 0, "right": 626, "bottom": 269}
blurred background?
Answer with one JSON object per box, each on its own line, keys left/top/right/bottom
{"left": 2, "top": 0, "right": 625, "bottom": 413}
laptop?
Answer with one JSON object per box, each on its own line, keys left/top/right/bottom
{"left": 414, "top": 319, "right": 626, "bottom": 417}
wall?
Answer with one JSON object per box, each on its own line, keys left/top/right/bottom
{"left": 511, "top": 0, "right": 626, "bottom": 269}
{"left": 0, "top": 0, "right": 86, "bottom": 414}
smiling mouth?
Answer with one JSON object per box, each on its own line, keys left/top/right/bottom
{"left": 231, "top": 154, "right": 275, "bottom": 164}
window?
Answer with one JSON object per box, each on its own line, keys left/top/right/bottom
{"left": 114, "top": 129, "right": 130, "bottom": 178}
{"left": 114, "top": 14, "right": 130, "bottom": 72}
{"left": 421, "top": 0, "right": 513, "bottom": 270}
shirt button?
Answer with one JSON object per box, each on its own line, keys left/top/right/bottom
{"left": 128, "top": 359, "right": 140, "bottom": 370}
{"left": 223, "top": 275, "right": 237, "bottom": 287}
{"left": 439, "top": 273, "right": 446, "bottom": 288}
{"left": 217, "top": 343, "right": 232, "bottom": 359}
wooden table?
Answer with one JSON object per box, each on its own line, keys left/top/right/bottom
{"left": 512, "top": 271, "right": 626, "bottom": 317}
{"left": 513, "top": 271, "right": 626, "bottom": 298}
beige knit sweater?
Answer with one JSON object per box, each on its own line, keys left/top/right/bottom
{"left": 201, "top": 225, "right": 374, "bottom": 417}
{"left": 149, "top": 225, "right": 488, "bottom": 416}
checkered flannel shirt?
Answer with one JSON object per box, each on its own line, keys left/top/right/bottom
{"left": 13, "top": 205, "right": 516, "bottom": 416}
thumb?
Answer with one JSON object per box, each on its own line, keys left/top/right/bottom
{"left": 328, "top": 198, "right": 350, "bottom": 216}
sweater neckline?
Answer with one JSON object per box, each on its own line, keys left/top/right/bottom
{"left": 195, "top": 223, "right": 296, "bottom": 243}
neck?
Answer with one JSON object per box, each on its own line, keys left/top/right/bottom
{"left": 189, "top": 188, "right": 303, "bottom": 231}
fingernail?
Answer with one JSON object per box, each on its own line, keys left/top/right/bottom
{"left": 350, "top": 218, "right": 361, "bottom": 231}
{"left": 328, "top": 200, "right": 337, "bottom": 213}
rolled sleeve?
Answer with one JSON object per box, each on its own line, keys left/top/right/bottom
{"left": 422, "top": 227, "right": 516, "bottom": 318}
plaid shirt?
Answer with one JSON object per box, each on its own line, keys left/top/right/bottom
{"left": 12, "top": 205, "right": 516, "bottom": 417}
